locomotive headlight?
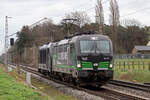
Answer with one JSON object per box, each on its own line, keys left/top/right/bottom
{"left": 93, "top": 63, "right": 98, "bottom": 66}
{"left": 77, "top": 61, "right": 82, "bottom": 68}
{"left": 77, "top": 64, "right": 81, "bottom": 68}
{"left": 109, "top": 64, "right": 113, "bottom": 68}
{"left": 109, "top": 60, "right": 113, "bottom": 68}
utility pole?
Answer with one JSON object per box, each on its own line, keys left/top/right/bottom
{"left": 5, "top": 16, "right": 12, "bottom": 71}
{"left": 5, "top": 16, "right": 8, "bottom": 65}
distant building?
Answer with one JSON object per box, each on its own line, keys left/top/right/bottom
{"left": 132, "top": 46, "right": 150, "bottom": 54}
{"left": 147, "top": 41, "right": 150, "bottom": 46}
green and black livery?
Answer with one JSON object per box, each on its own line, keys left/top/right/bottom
{"left": 38, "top": 31, "right": 113, "bottom": 86}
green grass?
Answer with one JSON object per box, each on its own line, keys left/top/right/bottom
{"left": 32, "top": 78, "right": 76, "bottom": 100}
{"left": 0, "top": 66, "right": 48, "bottom": 100}
{"left": 115, "top": 59, "right": 150, "bottom": 62}
{"left": 114, "top": 70, "right": 150, "bottom": 83}
{"left": 114, "top": 59, "right": 150, "bottom": 71}
{"left": 114, "top": 59, "right": 150, "bottom": 83}
{"left": 7, "top": 65, "right": 75, "bottom": 100}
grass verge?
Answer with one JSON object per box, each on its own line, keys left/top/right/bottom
{"left": 0, "top": 64, "right": 76, "bottom": 100}
{"left": 31, "top": 78, "right": 76, "bottom": 100}
{"left": 114, "top": 70, "right": 150, "bottom": 83}
{"left": 0, "top": 64, "right": 48, "bottom": 100}
{"left": 114, "top": 59, "right": 150, "bottom": 83}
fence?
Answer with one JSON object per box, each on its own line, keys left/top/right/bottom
{"left": 114, "top": 54, "right": 150, "bottom": 59}
{"left": 114, "top": 60, "right": 150, "bottom": 71}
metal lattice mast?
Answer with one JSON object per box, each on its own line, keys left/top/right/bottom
{"left": 5, "top": 16, "right": 8, "bottom": 65}
{"left": 5, "top": 16, "right": 12, "bottom": 65}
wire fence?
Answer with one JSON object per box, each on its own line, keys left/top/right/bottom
{"left": 114, "top": 54, "right": 150, "bottom": 59}
{"left": 114, "top": 60, "right": 150, "bottom": 72}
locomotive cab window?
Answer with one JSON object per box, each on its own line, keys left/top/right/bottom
{"left": 95, "top": 41, "right": 110, "bottom": 53}
{"left": 80, "top": 40, "right": 110, "bottom": 54}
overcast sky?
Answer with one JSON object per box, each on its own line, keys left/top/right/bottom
{"left": 0, "top": 0, "right": 150, "bottom": 54}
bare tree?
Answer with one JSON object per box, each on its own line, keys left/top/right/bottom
{"left": 109, "top": 0, "right": 120, "bottom": 27}
{"left": 109, "top": 0, "right": 120, "bottom": 52}
{"left": 95, "top": 0, "right": 104, "bottom": 34}
{"left": 65, "top": 11, "right": 91, "bottom": 27}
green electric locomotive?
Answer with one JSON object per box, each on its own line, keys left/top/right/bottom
{"left": 38, "top": 31, "right": 113, "bottom": 86}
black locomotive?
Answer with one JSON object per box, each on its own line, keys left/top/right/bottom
{"left": 38, "top": 31, "right": 113, "bottom": 86}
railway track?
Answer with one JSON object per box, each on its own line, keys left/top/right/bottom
{"left": 144, "top": 83, "right": 150, "bottom": 86}
{"left": 11, "top": 64, "right": 147, "bottom": 100}
{"left": 109, "top": 80, "right": 150, "bottom": 92}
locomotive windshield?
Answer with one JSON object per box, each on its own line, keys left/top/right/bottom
{"left": 80, "top": 40, "right": 110, "bottom": 54}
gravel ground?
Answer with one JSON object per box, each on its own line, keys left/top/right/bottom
{"left": 11, "top": 65, "right": 105, "bottom": 100}
{"left": 14, "top": 65, "right": 150, "bottom": 100}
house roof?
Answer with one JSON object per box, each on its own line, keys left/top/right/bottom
{"left": 135, "top": 46, "right": 150, "bottom": 51}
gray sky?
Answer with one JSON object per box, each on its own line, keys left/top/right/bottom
{"left": 0, "top": 0, "right": 150, "bottom": 54}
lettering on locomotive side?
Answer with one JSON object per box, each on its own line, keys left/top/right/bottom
{"left": 57, "top": 52, "right": 68, "bottom": 60}
{"left": 57, "top": 52, "right": 68, "bottom": 65}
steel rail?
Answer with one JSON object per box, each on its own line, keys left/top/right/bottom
{"left": 11, "top": 64, "right": 147, "bottom": 100}
{"left": 109, "top": 80, "right": 150, "bottom": 93}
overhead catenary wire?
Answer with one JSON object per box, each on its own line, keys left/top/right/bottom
{"left": 120, "top": 5, "right": 150, "bottom": 18}
{"left": 119, "top": 0, "right": 150, "bottom": 10}
{"left": 8, "top": 33, "right": 17, "bottom": 37}
{"left": 84, "top": 0, "right": 110, "bottom": 12}
{"left": 103, "top": 0, "right": 150, "bottom": 23}
{"left": 4, "top": 0, "right": 150, "bottom": 38}
{"left": 4, "top": 1, "right": 98, "bottom": 38}
{"left": 2, "top": 0, "right": 150, "bottom": 57}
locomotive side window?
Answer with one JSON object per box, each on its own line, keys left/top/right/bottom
{"left": 39, "top": 51, "right": 42, "bottom": 63}
{"left": 64, "top": 45, "right": 67, "bottom": 52}
{"left": 40, "top": 50, "right": 43, "bottom": 63}
{"left": 43, "top": 50, "right": 46, "bottom": 64}
{"left": 54, "top": 47, "right": 56, "bottom": 54}
{"left": 70, "top": 44, "right": 76, "bottom": 65}
{"left": 39, "top": 49, "right": 47, "bottom": 64}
